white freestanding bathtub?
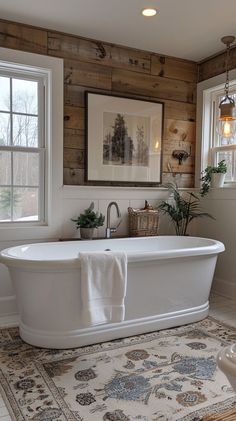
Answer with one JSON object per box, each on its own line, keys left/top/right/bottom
{"left": 0, "top": 236, "right": 224, "bottom": 349}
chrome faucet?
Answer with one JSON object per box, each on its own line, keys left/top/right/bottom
{"left": 106, "top": 201, "right": 121, "bottom": 238}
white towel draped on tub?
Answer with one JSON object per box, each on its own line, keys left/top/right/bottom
{"left": 80, "top": 251, "right": 127, "bottom": 326}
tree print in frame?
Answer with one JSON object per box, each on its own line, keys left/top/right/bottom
{"left": 85, "top": 92, "right": 163, "bottom": 185}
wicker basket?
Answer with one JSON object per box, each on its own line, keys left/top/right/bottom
{"left": 128, "top": 201, "right": 159, "bottom": 237}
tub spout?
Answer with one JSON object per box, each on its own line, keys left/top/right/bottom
{"left": 106, "top": 201, "right": 121, "bottom": 238}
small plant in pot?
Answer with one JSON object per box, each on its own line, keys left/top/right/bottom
{"left": 158, "top": 182, "right": 214, "bottom": 236}
{"left": 71, "top": 202, "right": 105, "bottom": 240}
{"left": 200, "top": 160, "right": 227, "bottom": 197}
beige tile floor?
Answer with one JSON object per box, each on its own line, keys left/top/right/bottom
{"left": 0, "top": 292, "right": 236, "bottom": 420}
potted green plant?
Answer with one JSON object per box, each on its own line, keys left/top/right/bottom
{"left": 158, "top": 183, "right": 214, "bottom": 236}
{"left": 200, "top": 160, "right": 227, "bottom": 197}
{"left": 71, "top": 202, "right": 105, "bottom": 239}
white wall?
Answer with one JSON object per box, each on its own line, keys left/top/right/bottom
{"left": 196, "top": 70, "right": 236, "bottom": 299}
{"left": 196, "top": 188, "right": 236, "bottom": 298}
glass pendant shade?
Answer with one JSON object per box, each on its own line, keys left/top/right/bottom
{"left": 217, "top": 118, "right": 236, "bottom": 139}
{"left": 217, "top": 97, "right": 236, "bottom": 142}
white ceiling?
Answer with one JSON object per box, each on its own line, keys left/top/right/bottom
{"left": 1, "top": 0, "right": 236, "bottom": 61}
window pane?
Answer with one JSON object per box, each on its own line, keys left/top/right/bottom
{"left": 12, "top": 78, "right": 38, "bottom": 115}
{"left": 13, "top": 114, "right": 38, "bottom": 147}
{"left": 0, "top": 187, "right": 11, "bottom": 221}
{"left": 0, "top": 113, "right": 10, "bottom": 145}
{"left": 13, "top": 187, "right": 39, "bottom": 221}
{"left": 0, "top": 76, "right": 10, "bottom": 111}
{"left": 13, "top": 152, "right": 39, "bottom": 186}
{"left": 217, "top": 151, "right": 233, "bottom": 181}
{"left": 0, "top": 151, "right": 11, "bottom": 185}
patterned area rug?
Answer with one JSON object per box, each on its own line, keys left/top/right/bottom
{"left": 1, "top": 318, "right": 236, "bottom": 421}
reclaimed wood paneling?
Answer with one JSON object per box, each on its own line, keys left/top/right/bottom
{"left": 63, "top": 168, "right": 85, "bottom": 185}
{"left": 162, "top": 152, "right": 195, "bottom": 174}
{"left": 198, "top": 47, "right": 236, "bottom": 82}
{"left": 164, "top": 119, "right": 196, "bottom": 142}
{"left": 112, "top": 68, "right": 196, "bottom": 103}
{"left": 48, "top": 31, "right": 151, "bottom": 73}
{"left": 64, "top": 85, "right": 196, "bottom": 122}
{"left": 164, "top": 100, "right": 196, "bottom": 122}
{"left": 151, "top": 55, "right": 197, "bottom": 83}
{"left": 0, "top": 19, "right": 198, "bottom": 186}
{"left": 64, "top": 106, "right": 84, "bottom": 130}
{"left": 0, "top": 21, "right": 47, "bottom": 54}
{"left": 163, "top": 139, "right": 194, "bottom": 156}
{"left": 64, "top": 85, "right": 87, "bottom": 108}
{"left": 64, "top": 59, "right": 112, "bottom": 90}
{"left": 64, "top": 148, "right": 84, "bottom": 169}
{"left": 162, "top": 173, "right": 194, "bottom": 188}
{"left": 64, "top": 90, "right": 196, "bottom": 123}
{"left": 64, "top": 128, "right": 84, "bottom": 149}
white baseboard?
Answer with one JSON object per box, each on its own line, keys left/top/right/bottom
{"left": 0, "top": 295, "right": 19, "bottom": 327}
{"left": 0, "top": 314, "right": 19, "bottom": 327}
{"left": 212, "top": 277, "right": 236, "bottom": 299}
{"left": 0, "top": 295, "right": 17, "bottom": 314}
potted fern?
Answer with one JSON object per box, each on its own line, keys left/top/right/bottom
{"left": 158, "top": 183, "right": 214, "bottom": 236}
{"left": 71, "top": 202, "right": 105, "bottom": 239}
{"left": 200, "top": 160, "right": 227, "bottom": 197}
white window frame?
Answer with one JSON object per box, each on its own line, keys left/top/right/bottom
{"left": 0, "top": 67, "right": 46, "bottom": 225}
{"left": 196, "top": 69, "right": 236, "bottom": 187}
{"left": 0, "top": 47, "right": 63, "bottom": 241}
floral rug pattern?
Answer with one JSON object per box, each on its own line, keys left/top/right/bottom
{"left": 1, "top": 318, "right": 236, "bottom": 420}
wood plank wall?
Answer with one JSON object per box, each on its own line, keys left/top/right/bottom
{"left": 198, "top": 46, "right": 236, "bottom": 82}
{"left": 0, "top": 19, "right": 197, "bottom": 187}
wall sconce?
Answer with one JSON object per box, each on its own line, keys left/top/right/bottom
{"left": 172, "top": 149, "right": 190, "bottom": 165}
{"left": 217, "top": 36, "right": 236, "bottom": 141}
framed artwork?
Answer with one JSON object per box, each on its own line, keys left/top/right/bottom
{"left": 85, "top": 92, "right": 163, "bottom": 185}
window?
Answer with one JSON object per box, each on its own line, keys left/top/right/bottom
{"left": 201, "top": 80, "right": 236, "bottom": 184}
{"left": 0, "top": 69, "right": 46, "bottom": 223}
{"left": 0, "top": 47, "right": 63, "bottom": 241}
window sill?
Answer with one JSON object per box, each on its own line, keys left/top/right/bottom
{"left": 202, "top": 185, "right": 236, "bottom": 200}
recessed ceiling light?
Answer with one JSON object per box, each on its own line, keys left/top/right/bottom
{"left": 141, "top": 8, "right": 158, "bottom": 17}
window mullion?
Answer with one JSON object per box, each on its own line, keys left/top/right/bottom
{"left": 10, "top": 151, "right": 13, "bottom": 221}
{"left": 10, "top": 77, "right": 13, "bottom": 221}
{"left": 232, "top": 150, "right": 236, "bottom": 181}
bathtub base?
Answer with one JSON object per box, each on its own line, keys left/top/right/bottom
{"left": 19, "top": 302, "right": 209, "bottom": 349}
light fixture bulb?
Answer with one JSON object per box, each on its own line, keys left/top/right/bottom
{"left": 223, "top": 120, "right": 231, "bottom": 136}
{"left": 155, "top": 140, "right": 159, "bottom": 150}
{"left": 217, "top": 118, "right": 236, "bottom": 141}
{"left": 141, "top": 8, "right": 158, "bottom": 17}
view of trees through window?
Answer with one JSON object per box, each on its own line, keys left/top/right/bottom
{"left": 0, "top": 74, "right": 41, "bottom": 222}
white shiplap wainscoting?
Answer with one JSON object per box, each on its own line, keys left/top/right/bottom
{"left": 196, "top": 188, "right": 236, "bottom": 299}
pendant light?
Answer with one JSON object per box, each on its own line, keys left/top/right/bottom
{"left": 218, "top": 36, "right": 236, "bottom": 142}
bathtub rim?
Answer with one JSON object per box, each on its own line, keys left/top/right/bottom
{"left": 0, "top": 235, "right": 225, "bottom": 271}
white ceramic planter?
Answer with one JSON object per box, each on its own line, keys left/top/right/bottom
{"left": 211, "top": 173, "right": 226, "bottom": 188}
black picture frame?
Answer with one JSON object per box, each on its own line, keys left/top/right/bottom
{"left": 85, "top": 91, "right": 164, "bottom": 186}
